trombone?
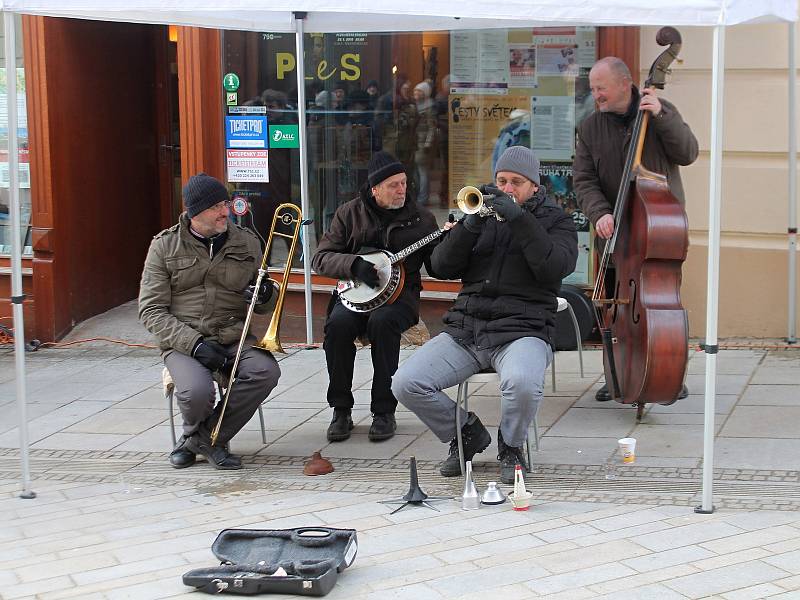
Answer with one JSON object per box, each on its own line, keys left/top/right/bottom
{"left": 456, "top": 185, "right": 506, "bottom": 221}
{"left": 210, "top": 203, "right": 303, "bottom": 445}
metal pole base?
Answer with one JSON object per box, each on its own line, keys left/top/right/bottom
{"left": 694, "top": 505, "right": 715, "bottom": 514}
{"left": 19, "top": 490, "right": 37, "bottom": 499}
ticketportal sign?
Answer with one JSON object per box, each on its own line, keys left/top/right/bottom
{"left": 268, "top": 124, "right": 300, "bottom": 148}
{"left": 225, "top": 116, "right": 268, "bottom": 149}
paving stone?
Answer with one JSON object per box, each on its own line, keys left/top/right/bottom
{"left": 721, "top": 406, "right": 800, "bottom": 439}
{"left": 525, "top": 561, "right": 638, "bottom": 595}
{"left": 632, "top": 520, "right": 745, "bottom": 552}
{"left": 739, "top": 385, "right": 800, "bottom": 407}
{"left": 663, "top": 560, "right": 791, "bottom": 598}
{"left": 699, "top": 525, "right": 800, "bottom": 554}
{"left": 763, "top": 550, "right": 800, "bottom": 575}
{"left": 622, "top": 544, "right": 715, "bottom": 572}
{"left": 591, "top": 582, "right": 690, "bottom": 599}
{"left": 721, "top": 582, "right": 790, "bottom": 599}
{"left": 428, "top": 562, "right": 550, "bottom": 596}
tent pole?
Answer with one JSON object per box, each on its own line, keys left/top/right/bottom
{"left": 788, "top": 23, "right": 797, "bottom": 344}
{"left": 4, "top": 11, "right": 35, "bottom": 499}
{"left": 294, "top": 12, "right": 314, "bottom": 346}
{"left": 698, "top": 23, "right": 726, "bottom": 515}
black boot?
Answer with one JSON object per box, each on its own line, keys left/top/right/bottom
{"left": 184, "top": 433, "right": 242, "bottom": 470}
{"left": 326, "top": 408, "right": 354, "bottom": 442}
{"left": 368, "top": 413, "right": 396, "bottom": 441}
{"left": 439, "top": 413, "right": 492, "bottom": 477}
{"left": 497, "top": 429, "right": 529, "bottom": 485}
{"left": 595, "top": 383, "right": 611, "bottom": 402}
{"left": 168, "top": 435, "right": 196, "bottom": 469}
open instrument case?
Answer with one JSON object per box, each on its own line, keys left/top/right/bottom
{"left": 182, "top": 527, "right": 358, "bottom": 596}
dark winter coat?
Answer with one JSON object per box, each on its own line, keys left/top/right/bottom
{"left": 432, "top": 187, "right": 578, "bottom": 349}
{"left": 311, "top": 187, "right": 439, "bottom": 314}
{"left": 574, "top": 87, "right": 698, "bottom": 227}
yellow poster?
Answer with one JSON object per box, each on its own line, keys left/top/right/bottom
{"left": 447, "top": 95, "right": 530, "bottom": 205}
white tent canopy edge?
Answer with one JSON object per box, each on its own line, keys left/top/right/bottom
{"left": 2, "top": 2, "right": 797, "bottom": 510}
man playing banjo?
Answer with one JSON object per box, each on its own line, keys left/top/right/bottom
{"left": 312, "top": 152, "right": 441, "bottom": 443}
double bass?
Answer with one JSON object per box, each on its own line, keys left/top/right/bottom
{"left": 592, "top": 27, "right": 689, "bottom": 419}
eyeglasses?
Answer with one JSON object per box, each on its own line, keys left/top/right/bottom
{"left": 495, "top": 177, "right": 530, "bottom": 188}
{"left": 210, "top": 200, "right": 232, "bottom": 211}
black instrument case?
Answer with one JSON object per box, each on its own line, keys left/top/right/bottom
{"left": 182, "top": 527, "right": 358, "bottom": 596}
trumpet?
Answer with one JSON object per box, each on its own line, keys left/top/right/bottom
{"left": 210, "top": 203, "right": 303, "bottom": 445}
{"left": 456, "top": 185, "right": 506, "bottom": 221}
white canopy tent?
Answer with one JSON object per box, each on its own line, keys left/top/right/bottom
{"left": 2, "top": 1, "right": 796, "bottom": 510}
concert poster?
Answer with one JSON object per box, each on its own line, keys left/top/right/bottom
{"left": 447, "top": 95, "right": 531, "bottom": 202}
{"left": 540, "top": 162, "right": 592, "bottom": 286}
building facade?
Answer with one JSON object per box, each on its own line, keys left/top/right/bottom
{"left": 1, "top": 15, "right": 797, "bottom": 341}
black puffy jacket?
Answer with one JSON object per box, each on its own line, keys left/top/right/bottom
{"left": 432, "top": 187, "right": 578, "bottom": 349}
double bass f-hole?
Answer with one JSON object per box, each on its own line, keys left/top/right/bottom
{"left": 629, "top": 279, "right": 640, "bottom": 325}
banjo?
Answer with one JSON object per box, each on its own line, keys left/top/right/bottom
{"left": 336, "top": 228, "right": 444, "bottom": 313}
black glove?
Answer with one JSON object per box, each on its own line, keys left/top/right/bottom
{"left": 462, "top": 212, "right": 484, "bottom": 233}
{"left": 491, "top": 192, "right": 524, "bottom": 222}
{"left": 478, "top": 184, "right": 504, "bottom": 198}
{"left": 352, "top": 257, "right": 380, "bottom": 289}
{"left": 192, "top": 339, "right": 228, "bottom": 372}
{"left": 243, "top": 279, "right": 274, "bottom": 305}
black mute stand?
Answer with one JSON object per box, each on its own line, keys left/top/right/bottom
{"left": 379, "top": 456, "right": 451, "bottom": 514}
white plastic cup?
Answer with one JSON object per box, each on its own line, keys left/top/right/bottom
{"left": 618, "top": 437, "right": 636, "bottom": 463}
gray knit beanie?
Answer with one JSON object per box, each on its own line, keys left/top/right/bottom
{"left": 183, "top": 173, "right": 229, "bottom": 217}
{"left": 494, "top": 146, "right": 540, "bottom": 185}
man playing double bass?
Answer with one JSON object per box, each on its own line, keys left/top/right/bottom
{"left": 574, "top": 56, "right": 699, "bottom": 402}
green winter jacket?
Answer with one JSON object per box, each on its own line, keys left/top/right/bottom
{"left": 138, "top": 213, "right": 275, "bottom": 354}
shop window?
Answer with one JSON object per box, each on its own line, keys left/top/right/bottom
{"left": 221, "top": 27, "right": 595, "bottom": 284}
{"left": 0, "top": 13, "right": 31, "bottom": 257}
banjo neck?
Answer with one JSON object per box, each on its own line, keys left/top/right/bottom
{"left": 388, "top": 229, "right": 444, "bottom": 264}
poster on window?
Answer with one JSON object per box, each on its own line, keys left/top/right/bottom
{"left": 448, "top": 95, "right": 531, "bottom": 202}
{"left": 450, "top": 30, "right": 510, "bottom": 95}
{"left": 531, "top": 95, "right": 575, "bottom": 161}
{"left": 539, "top": 162, "right": 592, "bottom": 286}
{"left": 227, "top": 149, "right": 270, "bottom": 183}
{"left": 508, "top": 44, "right": 537, "bottom": 88}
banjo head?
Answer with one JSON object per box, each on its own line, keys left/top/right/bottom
{"left": 339, "top": 251, "right": 401, "bottom": 312}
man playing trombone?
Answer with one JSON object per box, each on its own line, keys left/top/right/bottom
{"left": 392, "top": 147, "right": 578, "bottom": 483}
{"left": 139, "top": 173, "right": 281, "bottom": 470}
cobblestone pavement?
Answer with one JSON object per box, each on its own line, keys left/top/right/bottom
{"left": 1, "top": 307, "right": 800, "bottom": 598}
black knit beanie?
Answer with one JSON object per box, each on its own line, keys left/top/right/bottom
{"left": 183, "top": 173, "right": 229, "bottom": 217}
{"left": 367, "top": 151, "right": 405, "bottom": 187}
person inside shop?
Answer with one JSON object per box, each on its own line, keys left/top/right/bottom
{"left": 311, "top": 151, "right": 441, "bottom": 443}
{"left": 392, "top": 146, "right": 578, "bottom": 484}
{"left": 365, "top": 79, "right": 381, "bottom": 110}
{"left": 412, "top": 80, "right": 437, "bottom": 206}
{"left": 139, "top": 173, "right": 281, "bottom": 470}
{"left": 573, "top": 56, "right": 698, "bottom": 402}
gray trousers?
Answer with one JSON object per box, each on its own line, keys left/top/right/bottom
{"left": 164, "top": 339, "right": 280, "bottom": 445}
{"left": 392, "top": 333, "right": 551, "bottom": 447}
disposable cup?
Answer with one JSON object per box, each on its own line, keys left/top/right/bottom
{"left": 618, "top": 437, "right": 636, "bottom": 463}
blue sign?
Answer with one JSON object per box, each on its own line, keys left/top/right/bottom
{"left": 225, "top": 116, "right": 269, "bottom": 149}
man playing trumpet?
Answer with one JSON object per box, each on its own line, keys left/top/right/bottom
{"left": 393, "top": 147, "right": 578, "bottom": 483}
{"left": 139, "top": 173, "right": 281, "bottom": 470}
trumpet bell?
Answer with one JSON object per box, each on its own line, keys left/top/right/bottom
{"left": 456, "top": 185, "right": 485, "bottom": 215}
